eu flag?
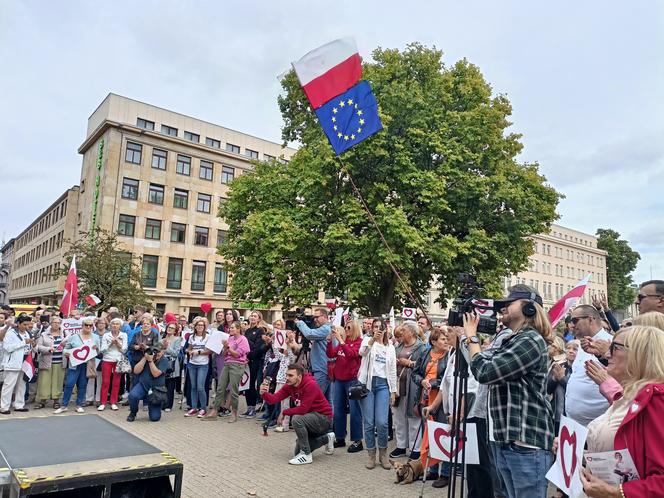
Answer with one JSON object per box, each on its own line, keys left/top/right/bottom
{"left": 315, "top": 80, "right": 382, "bottom": 156}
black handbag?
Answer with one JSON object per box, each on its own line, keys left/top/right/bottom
{"left": 147, "top": 385, "right": 168, "bottom": 405}
{"left": 348, "top": 383, "right": 369, "bottom": 400}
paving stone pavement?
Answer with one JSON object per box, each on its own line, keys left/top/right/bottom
{"left": 4, "top": 400, "right": 459, "bottom": 498}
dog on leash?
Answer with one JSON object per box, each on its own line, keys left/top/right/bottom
{"left": 390, "top": 458, "right": 424, "bottom": 484}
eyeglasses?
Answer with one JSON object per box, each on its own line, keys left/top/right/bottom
{"left": 609, "top": 341, "right": 628, "bottom": 355}
{"left": 636, "top": 294, "right": 663, "bottom": 302}
{"left": 83, "top": 323, "right": 93, "bottom": 327}
{"left": 570, "top": 316, "right": 589, "bottom": 325}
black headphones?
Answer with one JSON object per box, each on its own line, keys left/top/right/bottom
{"left": 522, "top": 292, "right": 538, "bottom": 318}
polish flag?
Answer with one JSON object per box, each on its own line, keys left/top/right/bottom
{"left": 85, "top": 294, "right": 101, "bottom": 306}
{"left": 292, "top": 37, "right": 362, "bottom": 109}
{"left": 548, "top": 274, "right": 591, "bottom": 328}
{"left": 22, "top": 353, "right": 35, "bottom": 381}
{"left": 60, "top": 256, "right": 78, "bottom": 317}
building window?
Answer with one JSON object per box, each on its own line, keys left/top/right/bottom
{"left": 226, "top": 143, "right": 240, "bottom": 154}
{"left": 170, "top": 222, "right": 186, "bottom": 243}
{"left": 214, "top": 264, "right": 228, "bottom": 293}
{"left": 142, "top": 255, "right": 158, "bottom": 287}
{"left": 173, "top": 189, "right": 188, "bottom": 209}
{"left": 194, "top": 226, "right": 209, "bottom": 246}
{"left": 121, "top": 178, "right": 139, "bottom": 200}
{"left": 206, "top": 137, "right": 220, "bottom": 148}
{"left": 118, "top": 214, "right": 136, "bottom": 237}
{"left": 197, "top": 193, "right": 211, "bottom": 213}
{"left": 221, "top": 165, "right": 235, "bottom": 184}
{"left": 176, "top": 154, "right": 191, "bottom": 176}
{"left": 199, "top": 160, "right": 213, "bottom": 181}
{"left": 148, "top": 184, "right": 164, "bottom": 205}
{"left": 151, "top": 149, "right": 167, "bottom": 170}
{"left": 161, "top": 124, "right": 178, "bottom": 137}
{"left": 125, "top": 142, "right": 142, "bottom": 164}
{"left": 191, "top": 261, "right": 207, "bottom": 291}
{"left": 217, "top": 229, "right": 227, "bottom": 246}
{"left": 145, "top": 219, "right": 162, "bottom": 240}
{"left": 264, "top": 153, "right": 275, "bottom": 161}
{"left": 184, "top": 131, "right": 200, "bottom": 143}
{"left": 166, "top": 258, "right": 183, "bottom": 289}
{"left": 136, "top": 118, "right": 155, "bottom": 130}
{"left": 245, "top": 148, "right": 259, "bottom": 159}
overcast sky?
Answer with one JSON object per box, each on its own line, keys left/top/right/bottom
{"left": 1, "top": 0, "right": 662, "bottom": 285}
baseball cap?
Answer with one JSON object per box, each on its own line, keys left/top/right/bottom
{"left": 494, "top": 289, "right": 543, "bottom": 310}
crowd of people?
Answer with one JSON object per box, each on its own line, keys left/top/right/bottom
{"left": 0, "top": 279, "right": 663, "bottom": 497}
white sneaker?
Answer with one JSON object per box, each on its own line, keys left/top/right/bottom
{"left": 164, "top": 408, "right": 171, "bottom": 412}
{"left": 110, "top": 404, "right": 119, "bottom": 411}
{"left": 97, "top": 404, "right": 106, "bottom": 411}
{"left": 76, "top": 406, "right": 85, "bottom": 413}
{"left": 325, "top": 432, "right": 335, "bottom": 455}
{"left": 274, "top": 426, "right": 288, "bottom": 433}
{"left": 53, "top": 407, "right": 68, "bottom": 414}
{"left": 288, "top": 452, "right": 313, "bottom": 465}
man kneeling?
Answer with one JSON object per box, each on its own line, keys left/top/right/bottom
{"left": 127, "top": 342, "right": 168, "bottom": 422}
{"left": 260, "top": 363, "right": 334, "bottom": 465}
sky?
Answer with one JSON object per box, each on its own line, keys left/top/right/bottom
{"left": 1, "top": 0, "right": 662, "bottom": 285}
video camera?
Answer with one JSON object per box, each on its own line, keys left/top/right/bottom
{"left": 447, "top": 273, "right": 498, "bottom": 335}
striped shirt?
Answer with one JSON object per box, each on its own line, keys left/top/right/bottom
{"left": 52, "top": 336, "right": 64, "bottom": 364}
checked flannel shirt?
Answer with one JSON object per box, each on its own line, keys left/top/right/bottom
{"left": 470, "top": 327, "right": 555, "bottom": 450}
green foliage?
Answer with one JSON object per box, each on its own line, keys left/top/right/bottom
{"left": 57, "top": 229, "right": 152, "bottom": 314}
{"left": 596, "top": 228, "right": 640, "bottom": 310}
{"left": 220, "top": 44, "right": 561, "bottom": 314}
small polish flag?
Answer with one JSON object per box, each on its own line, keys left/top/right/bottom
{"left": 292, "top": 37, "right": 362, "bottom": 109}
{"left": 548, "top": 275, "right": 591, "bottom": 328}
{"left": 85, "top": 294, "right": 101, "bottom": 306}
{"left": 22, "top": 354, "right": 35, "bottom": 381}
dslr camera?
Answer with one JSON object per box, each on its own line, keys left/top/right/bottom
{"left": 447, "top": 273, "right": 498, "bottom": 335}
{"left": 145, "top": 347, "right": 159, "bottom": 356}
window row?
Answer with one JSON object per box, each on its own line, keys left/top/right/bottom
{"left": 12, "top": 262, "right": 61, "bottom": 290}
{"left": 141, "top": 255, "right": 228, "bottom": 293}
{"left": 14, "top": 231, "right": 65, "bottom": 270}
{"left": 121, "top": 179, "right": 225, "bottom": 213}
{"left": 118, "top": 215, "right": 227, "bottom": 247}
{"left": 15, "top": 199, "right": 68, "bottom": 251}
{"left": 135, "top": 117, "right": 276, "bottom": 161}
{"left": 533, "top": 242, "right": 604, "bottom": 268}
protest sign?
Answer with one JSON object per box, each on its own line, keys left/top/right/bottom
{"left": 238, "top": 366, "right": 251, "bottom": 392}
{"left": 274, "top": 329, "right": 287, "bottom": 349}
{"left": 205, "top": 330, "right": 230, "bottom": 355}
{"left": 62, "top": 318, "right": 82, "bottom": 337}
{"left": 68, "top": 342, "right": 97, "bottom": 367}
{"left": 546, "top": 415, "right": 588, "bottom": 497}
{"left": 427, "top": 420, "right": 479, "bottom": 465}
{"left": 401, "top": 308, "right": 416, "bottom": 319}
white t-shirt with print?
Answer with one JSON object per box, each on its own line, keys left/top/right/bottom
{"left": 189, "top": 334, "right": 209, "bottom": 366}
{"left": 371, "top": 342, "right": 388, "bottom": 378}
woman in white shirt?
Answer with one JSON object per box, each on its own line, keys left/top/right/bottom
{"left": 185, "top": 318, "right": 212, "bottom": 418}
{"left": 98, "top": 318, "right": 128, "bottom": 411}
{"left": 358, "top": 318, "right": 397, "bottom": 470}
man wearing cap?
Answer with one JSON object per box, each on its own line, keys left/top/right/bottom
{"left": 127, "top": 341, "right": 169, "bottom": 422}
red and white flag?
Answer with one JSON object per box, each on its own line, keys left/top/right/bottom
{"left": 85, "top": 294, "right": 101, "bottom": 306}
{"left": 22, "top": 353, "right": 35, "bottom": 381}
{"left": 60, "top": 256, "right": 78, "bottom": 317}
{"left": 292, "top": 37, "right": 362, "bottom": 109}
{"left": 548, "top": 274, "right": 591, "bottom": 328}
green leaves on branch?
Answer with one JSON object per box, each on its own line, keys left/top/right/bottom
{"left": 596, "top": 228, "right": 641, "bottom": 310}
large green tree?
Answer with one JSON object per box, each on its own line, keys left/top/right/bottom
{"left": 596, "top": 228, "right": 640, "bottom": 310}
{"left": 219, "top": 44, "right": 561, "bottom": 314}
{"left": 58, "top": 229, "right": 151, "bottom": 314}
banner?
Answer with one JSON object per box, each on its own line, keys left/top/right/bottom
{"left": 205, "top": 330, "right": 229, "bottom": 355}
{"left": 426, "top": 420, "right": 479, "bottom": 465}
{"left": 545, "top": 415, "right": 588, "bottom": 496}
{"left": 274, "top": 329, "right": 287, "bottom": 349}
{"left": 401, "top": 307, "right": 417, "bottom": 320}
{"left": 62, "top": 318, "right": 82, "bottom": 337}
{"left": 68, "top": 342, "right": 97, "bottom": 367}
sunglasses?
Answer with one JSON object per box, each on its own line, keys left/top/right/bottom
{"left": 609, "top": 341, "right": 628, "bottom": 355}
{"left": 345, "top": 325, "right": 352, "bottom": 330}
{"left": 570, "top": 316, "right": 589, "bottom": 325}
{"left": 636, "top": 293, "right": 663, "bottom": 302}
{"left": 83, "top": 323, "right": 93, "bottom": 327}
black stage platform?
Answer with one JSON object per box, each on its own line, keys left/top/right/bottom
{"left": 0, "top": 415, "right": 183, "bottom": 498}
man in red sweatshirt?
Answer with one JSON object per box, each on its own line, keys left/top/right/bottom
{"left": 260, "top": 363, "right": 334, "bottom": 465}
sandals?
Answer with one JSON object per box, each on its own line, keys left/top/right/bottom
{"left": 53, "top": 402, "right": 61, "bottom": 410}
{"left": 34, "top": 402, "right": 46, "bottom": 409}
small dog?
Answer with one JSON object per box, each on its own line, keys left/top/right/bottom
{"left": 391, "top": 458, "right": 424, "bottom": 484}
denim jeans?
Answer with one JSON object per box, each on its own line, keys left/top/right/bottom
{"left": 313, "top": 370, "right": 332, "bottom": 408}
{"left": 333, "top": 379, "right": 363, "bottom": 442}
{"left": 491, "top": 442, "right": 553, "bottom": 498}
{"left": 62, "top": 364, "right": 89, "bottom": 407}
{"left": 128, "top": 383, "right": 162, "bottom": 422}
{"left": 188, "top": 363, "right": 209, "bottom": 410}
{"left": 360, "top": 376, "right": 389, "bottom": 449}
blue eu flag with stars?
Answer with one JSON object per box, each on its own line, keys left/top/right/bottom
{"left": 315, "top": 80, "right": 382, "bottom": 156}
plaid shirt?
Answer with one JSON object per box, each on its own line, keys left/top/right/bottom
{"left": 470, "top": 327, "right": 554, "bottom": 450}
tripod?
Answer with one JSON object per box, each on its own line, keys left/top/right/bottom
{"left": 447, "top": 337, "right": 470, "bottom": 498}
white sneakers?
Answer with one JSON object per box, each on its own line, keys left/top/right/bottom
{"left": 274, "top": 426, "right": 289, "bottom": 433}
{"left": 76, "top": 406, "right": 85, "bottom": 413}
{"left": 110, "top": 404, "right": 119, "bottom": 411}
{"left": 53, "top": 407, "right": 68, "bottom": 414}
{"left": 98, "top": 405, "right": 106, "bottom": 411}
{"left": 289, "top": 452, "right": 313, "bottom": 465}
{"left": 325, "top": 432, "right": 335, "bottom": 455}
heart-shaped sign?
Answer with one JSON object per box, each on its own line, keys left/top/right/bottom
{"left": 200, "top": 302, "right": 212, "bottom": 314}
{"left": 72, "top": 345, "right": 91, "bottom": 361}
{"left": 432, "top": 427, "right": 464, "bottom": 459}
{"left": 275, "top": 329, "right": 285, "bottom": 348}
{"left": 402, "top": 308, "right": 416, "bottom": 319}
{"left": 559, "top": 426, "right": 578, "bottom": 488}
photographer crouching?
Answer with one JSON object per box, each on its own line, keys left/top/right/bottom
{"left": 127, "top": 342, "right": 169, "bottom": 423}
{"left": 461, "top": 284, "right": 555, "bottom": 498}
{"left": 260, "top": 363, "right": 334, "bottom": 465}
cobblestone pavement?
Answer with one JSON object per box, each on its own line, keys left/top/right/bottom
{"left": 5, "top": 399, "right": 459, "bottom": 498}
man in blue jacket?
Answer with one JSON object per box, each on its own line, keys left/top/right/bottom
{"left": 295, "top": 308, "right": 332, "bottom": 406}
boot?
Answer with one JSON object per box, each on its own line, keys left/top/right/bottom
{"left": 366, "top": 449, "right": 376, "bottom": 469}
{"left": 378, "top": 447, "right": 391, "bottom": 469}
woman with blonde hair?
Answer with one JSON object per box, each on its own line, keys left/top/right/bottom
{"left": 98, "top": 317, "right": 128, "bottom": 411}
{"left": 632, "top": 311, "right": 664, "bottom": 330}
{"left": 582, "top": 326, "right": 664, "bottom": 497}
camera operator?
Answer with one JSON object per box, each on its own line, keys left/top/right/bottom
{"left": 295, "top": 308, "right": 332, "bottom": 404}
{"left": 462, "top": 284, "right": 555, "bottom": 498}
{"left": 260, "top": 363, "right": 334, "bottom": 465}
{"left": 127, "top": 341, "right": 168, "bottom": 423}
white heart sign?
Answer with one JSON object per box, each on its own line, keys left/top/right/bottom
{"left": 402, "top": 307, "right": 416, "bottom": 319}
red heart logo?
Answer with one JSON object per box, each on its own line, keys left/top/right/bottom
{"left": 72, "top": 345, "right": 91, "bottom": 361}
{"left": 240, "top": 371, "right": 249, "bottom": 386}
{"left": 403, "top": 309, "right": 413, "bottom": 318}
{"left": 433, "top": 427, "right": 464, "bottom": 459}
{"left": 275, "top": 330, "right": 285, "bottom": 347}
{"left": 559, "top": 426, "right": 578, "bottom": 488}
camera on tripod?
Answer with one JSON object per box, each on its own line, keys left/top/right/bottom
{"left": 447, "top": 273, "right": 497, "bottom": 335}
